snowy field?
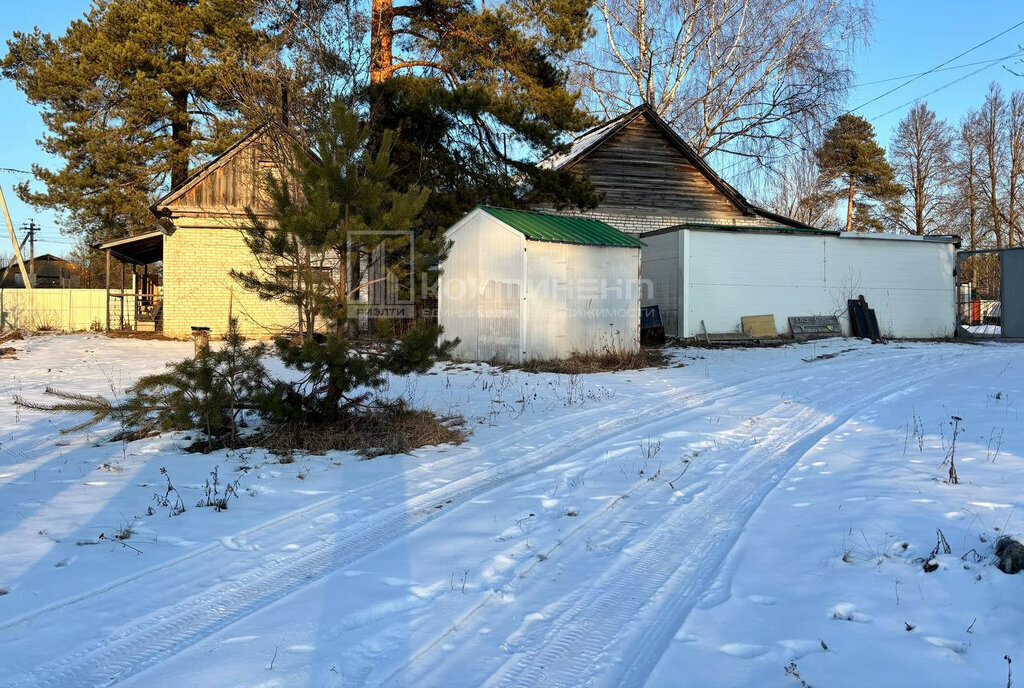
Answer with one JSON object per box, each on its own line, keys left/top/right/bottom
{"left": 0, "top": 334, "right": 1022, "bottom": 688}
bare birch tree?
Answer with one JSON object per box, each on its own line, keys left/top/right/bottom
{"left": 954, "top": 110, "right": 984, "bottom": 251}
{"left": 1006, "top": 90, "right": 1024, "bottom": 246}
{"left": 764, "top": 148, "right": 836, "bottom": 228}
{"left": 888, "top": 103, "right": 953, "bottom": 235}
{"left": 574, "top": 0, "right": 872, "bottom": 166}
{"left": 977, "top": 83, "right": 1008, "bottom": 248}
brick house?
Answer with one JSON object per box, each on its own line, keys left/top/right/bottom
{"left": 95, "top": 126, "right": 301, "bottom": 338}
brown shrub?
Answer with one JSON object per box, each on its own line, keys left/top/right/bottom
{"left": 104, "top": 330, "right": 177, "bottom": 341}
{"left": 518, "top": 348, "right": 668, "bottom": 374}
{"left": 254, "top": 405, "right": 467, "bottom": 458}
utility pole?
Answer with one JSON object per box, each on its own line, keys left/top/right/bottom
{"left": 22, "top": 220, "right": 38, "bottom": 287}
{"left": 0, "top": 185, "right": 31, "bottom": 289}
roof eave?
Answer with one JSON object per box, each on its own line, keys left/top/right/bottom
{"left": 150, "top": 122, "right": 314, "bottom": 218}
{"left": 749, "top": 204, "right": 820, "bottom": 231}
{"left": 538, "top": 105, "right": 648, "bottom": 172}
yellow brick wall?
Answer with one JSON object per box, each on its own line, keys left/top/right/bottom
{"left": 162, "top": 222, "right": 299, "bottom": 339}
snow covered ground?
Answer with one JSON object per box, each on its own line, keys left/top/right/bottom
{"left": 0, "top": 334, "right": 1022, "bottom": 687}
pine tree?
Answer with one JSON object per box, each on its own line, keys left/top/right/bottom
{"left": 1, "top": 0, "right": 285, "bottom": 242}
{"left": 364, "top": 0, "right": 602, "bottom": 231}
{"left": 816, "top": 114, "right": 904, "bottom": 232}
{"left": 15, "top": 319, "right": 268, "bottom": 449}
{"left": 232, "top": 103, "right": 453, "bottom": 423}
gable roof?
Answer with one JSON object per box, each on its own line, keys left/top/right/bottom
{"left": 5, "top": 253, "right": 71, "bottom": 264}
{"left": 1, "top": 254, "right": 80, "bottom": 273}
{"left": 540, "top": 105, "right": 815, "bottom": 231}
{"left": 480, "top": 206, "right": 644, "bottom": 248}
{"left": 151, "top": 123, "right": 309, "bottom": 217}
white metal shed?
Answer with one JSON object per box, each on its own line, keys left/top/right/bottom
{"left": 641, "top": 224, "right": 959, "bottom": 339}
{"left": 438, "top": 206, "right": 644, "bottom": 362}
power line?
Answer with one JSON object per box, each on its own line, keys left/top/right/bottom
{"left": 869, "top": 53, "right": 1018, "bottom": 122}
{"left": 855, "top": 51, "right": 1023, "bottom": 87}
{"left": 849, "top": 18, "right": 1024, "bottom": 113}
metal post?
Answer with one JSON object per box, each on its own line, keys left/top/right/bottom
{"left": 104, "top": 249, "right": 111, "bottom": 331}
{"left": 25, "top": 220, "right": 37, "bottom": 287}
{"left": 119, "top": 262, "right": 125, "bottom": 330}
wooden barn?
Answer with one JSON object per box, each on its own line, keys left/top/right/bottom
{"left": 536, "top": 105, "right": 959, "bottom": 340}
{"left": 0, "top": 254, "right": 83, "bottom": 288}
{"left": 537, "top": 104, "right": 808, "bottom": 236}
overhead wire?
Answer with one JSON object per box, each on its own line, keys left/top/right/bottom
{"left": 848, "top": 18, "right": 1024, "bottom": 113}
{"left": 855, "top": 51, "right": 1023, "bottom": 87}
{"left": 868, "top": 54, "right": 1021, "bottom": 122}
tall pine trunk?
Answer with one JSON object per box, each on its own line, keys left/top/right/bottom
{"left": 168, "top": 32, "right": 191, "bottom": 191}
{"left": 370, "top": 0, "right": 394, "bottom": 85}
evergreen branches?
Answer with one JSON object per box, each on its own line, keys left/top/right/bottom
{"left": 15, "top": 319, "right": 268, "bottom": 449}
{"left": 1, "top": 0, "right": 287, "bottom": 240}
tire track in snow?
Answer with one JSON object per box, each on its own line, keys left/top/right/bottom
{"left": 0, "top": 370, "right": 703, "bottom": 634}
{"left": 394, "top": 351, "right": 975, "bottom": 688}
{"left": 6, "top": 347, "right": 923, "bottom": 688}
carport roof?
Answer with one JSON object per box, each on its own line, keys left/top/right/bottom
{"left": 479, "top": 206, "right": 645, "bottom": 248}
{"left": 93, "top": 229, "right": 164, "bottom": 265}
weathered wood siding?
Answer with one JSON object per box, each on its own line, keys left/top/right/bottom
{"left": 569, "top": 114, "right": 747, "bottom": 220}
{"left": 166, "top": 133, "right": 298, "bottom": 216}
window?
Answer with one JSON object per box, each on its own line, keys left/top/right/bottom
{"left": 275, "top": 265, "right": 333, "bottom": 288}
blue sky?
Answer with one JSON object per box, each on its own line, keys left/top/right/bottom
{"left": 1, "top": 1, "right": 1023, "bottom": 255}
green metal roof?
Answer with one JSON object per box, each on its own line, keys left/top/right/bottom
{"left": 480, "top": 206, "right": 645, "bottom": 248}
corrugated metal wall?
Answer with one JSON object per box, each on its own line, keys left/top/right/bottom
{"left": 439, "top": 213, "right": 525, "bottom": 362}
{"left": 439, "top": 210, "right": 642, "bottom": 362}
{"left": 642, "top": 229, "right": 956, "bottom": 339}
{"left": 825, "top": 235, "right": 956, "bottom": 338}
{"left": 524, "top": 242, "right": 640, "bottom": 359}
{"left": 1002, "top": 249, "right": 1024, "bottom": 338}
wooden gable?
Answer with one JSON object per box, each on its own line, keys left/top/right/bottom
{"left": 153, "top": 127, "right": 302, "bottom": 219}
{"left": 566, "top": 112, "right": 749, "bottom": 219}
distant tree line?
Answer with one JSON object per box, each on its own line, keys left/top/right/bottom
{"left": 768, "top": 81, "right": 1024, "bottom": 246}
{"left": 6, "top": 0, "right": 1020, "bottom": 251}
{"left": 2, "top": 0, "right": 875, "bottom": 249}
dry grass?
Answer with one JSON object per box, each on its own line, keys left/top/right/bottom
{"left": 518, "top": 348, "right": 668, "bottom": 374}
{"left": 104, "top": 330, "right": 178, "bottom": 341}
{"left": 0, "top": 330, "right": 24, "bottom": 345}
{"left": 253, "top": 405, "right": 467, "bottom": 458}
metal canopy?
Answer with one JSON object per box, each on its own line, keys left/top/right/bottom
{"left": 480, "top": 206, "right": 645, "bottom": 248}
{"left": 94, "top": 230, "right": 164, "bottom": 265}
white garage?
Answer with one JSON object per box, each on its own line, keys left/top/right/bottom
{"left": 641, "top": 224, "right": 959, "bottom": 340}
{"left": 438, "top": 206, "right": 644, "bottom": 363}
